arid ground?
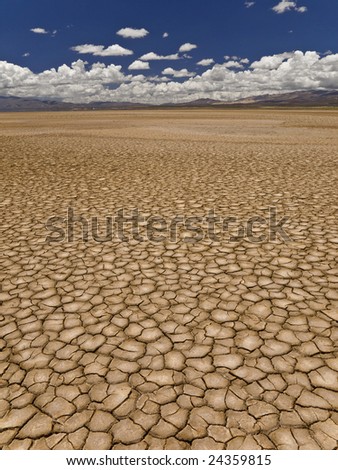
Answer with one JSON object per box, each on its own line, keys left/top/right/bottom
{"left": 0, "top": 109, "right": 337, "bottom": 450}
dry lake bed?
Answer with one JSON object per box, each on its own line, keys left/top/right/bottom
{"left": 0, "top": 109, "right": 337, "bottom": 450}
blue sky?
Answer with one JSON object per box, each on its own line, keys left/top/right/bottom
{"left": 1, "top": 0, "right": 338, "bottom": 103}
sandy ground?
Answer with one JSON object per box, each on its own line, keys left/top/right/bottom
{"left": 0, "top": 109, "right": 337, "bottom": 450}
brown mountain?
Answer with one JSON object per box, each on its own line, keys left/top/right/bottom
{"left": 0, "top": 90, "right": 338, "bottom": 112}
{"left": 230, "top": 90, "right": 338, "bottom": 107}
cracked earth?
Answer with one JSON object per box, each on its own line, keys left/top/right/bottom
{"left": 0, "top": 109, "right": 337, "bottom": 450}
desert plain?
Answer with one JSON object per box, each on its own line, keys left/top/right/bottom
{"left": 0, "top": 108, "right": 337, "bottom": 450}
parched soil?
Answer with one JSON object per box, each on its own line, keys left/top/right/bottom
{"left": 0, "top": 109, "right": 337, "bottom": 450}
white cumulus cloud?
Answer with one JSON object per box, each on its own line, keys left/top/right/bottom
{"left": 272, "top": 1, "right": 307, "bottom": 14}
{"left": 224, "top": 60, "right": 244, "bottom": 69}
{"left": 179, "top": 43, "right": 197, "bottom": 53}
{"left": 71, "top": 44, "right": 133, "bottom": 56}
{"left": 197, "top": 58, "right": 215, "bottom": 66}
{"left": 139, "top": 52, "right": 180, "bottom": 61}
{"left": 30, "top": 27, "right": 48, "bottom": 34}
{"left": 250, "top": 52, "right": 294, "bottom": 69}
{"left": 224, "top": 55, "right": 241, "bottom": 61}
{"left": 162, "top": 67, "right": 196, "bottom": 78}
{"left": 128, "top": 60, "right": 150, "bottom": 70}
{"left": 163, "top": 32, "right": 169, "bottom": 38}
{"left": 116, "top": 27, "right": 149, "bottom": 39}
{"left": 245, "top": 1, "right": 255, "bottom": 7}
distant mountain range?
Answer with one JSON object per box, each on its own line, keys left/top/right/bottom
{"left": 229, "top": 90, "right": 338, "bottom": 107}
{"left": 1, "top": 90, "right": 338, "bottom": 112}
{"left": 172, "top": 91, "right": 338, "bottom": 107}
{"left": 0, "top": 96, "right": 144, "bottom": 111}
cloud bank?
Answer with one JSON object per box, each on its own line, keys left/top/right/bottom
{"left": 1, "top": 51, "right": 338, "bottom": 104}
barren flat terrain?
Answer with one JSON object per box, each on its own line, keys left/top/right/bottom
{"left": 0, "top": 109, "right": 337, "bottom": 450}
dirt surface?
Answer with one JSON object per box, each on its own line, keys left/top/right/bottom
{"left": 0, "top": 109, "right": 337, "bottom": 450}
